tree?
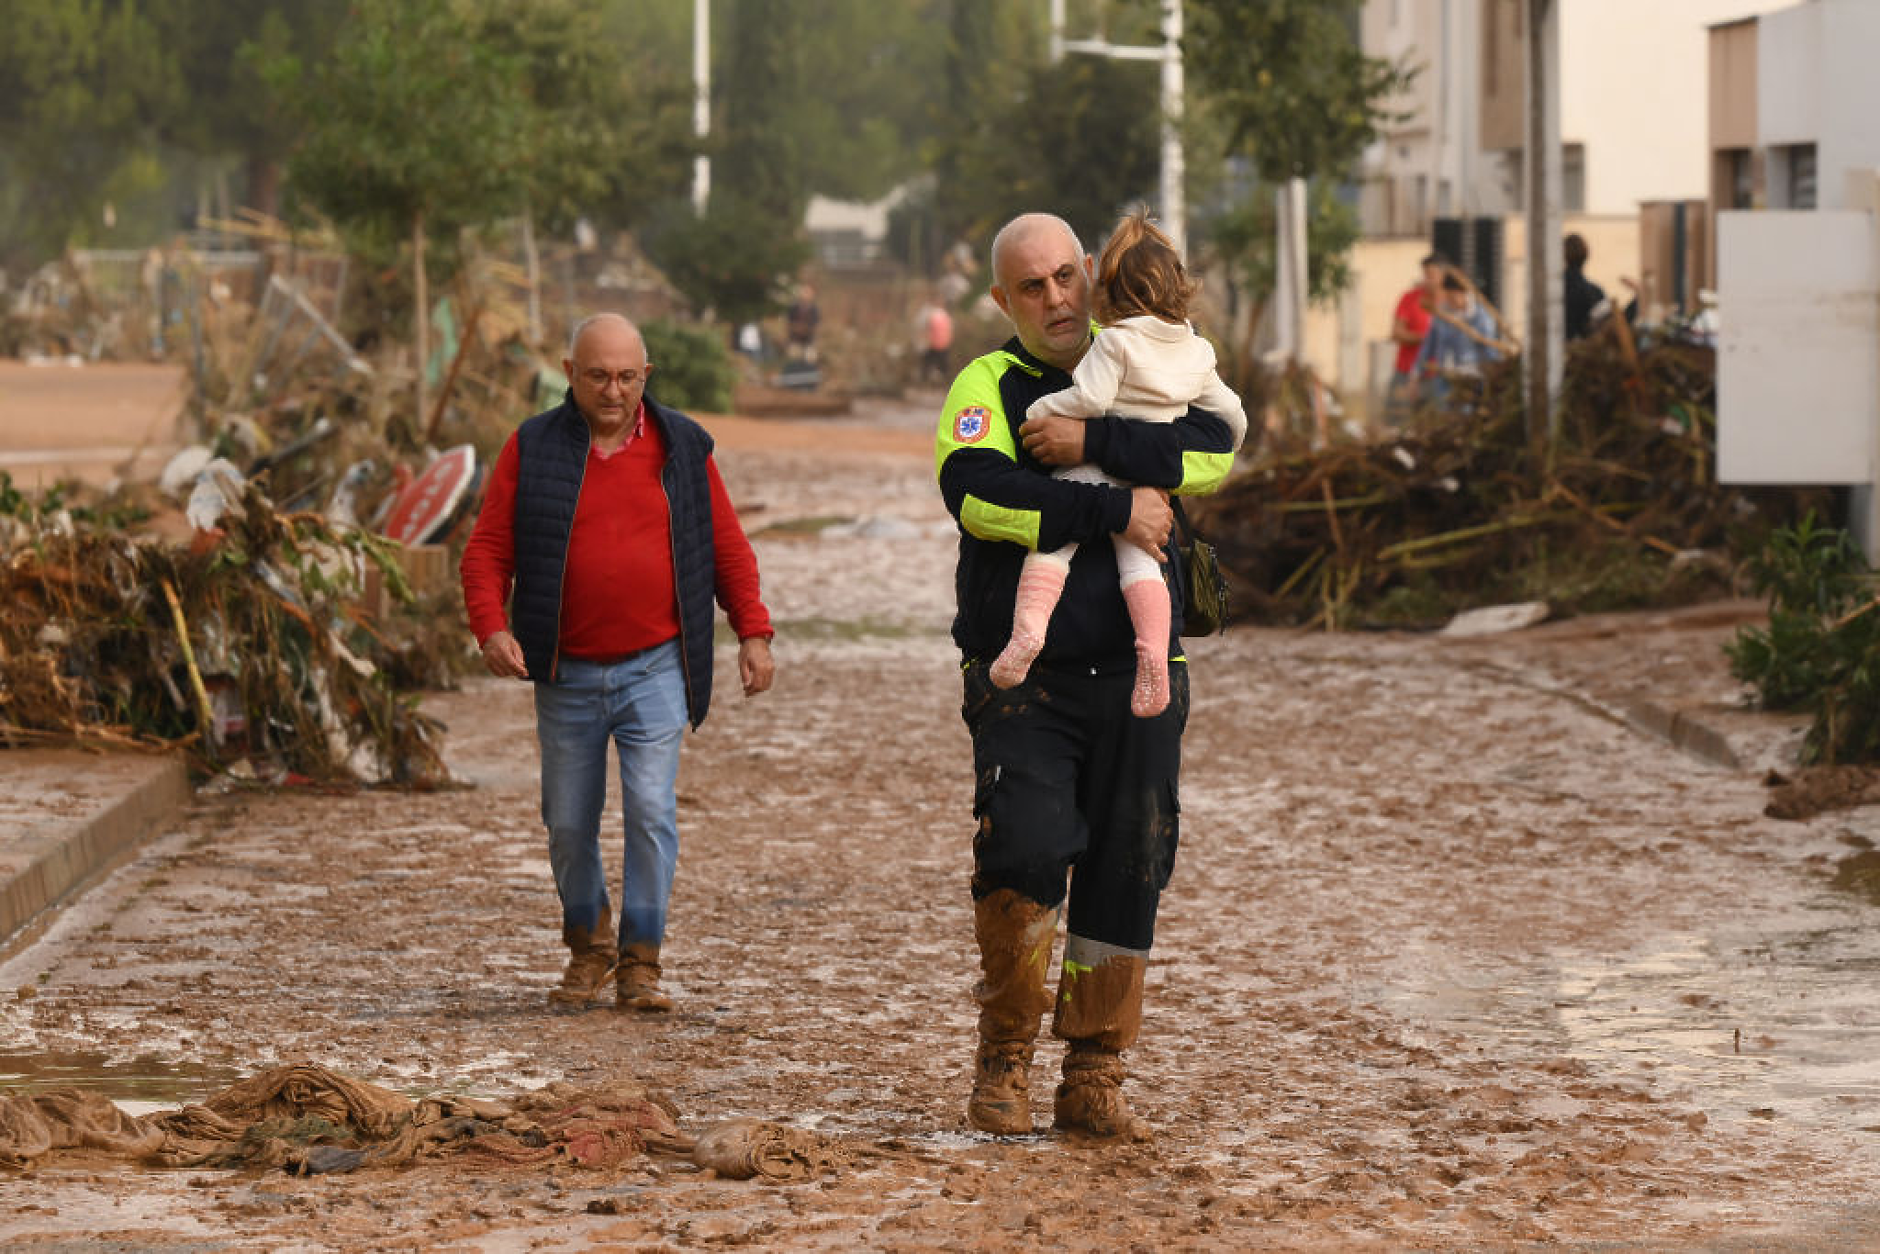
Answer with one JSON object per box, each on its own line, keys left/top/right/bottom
{"left": 1185, "top": 0, "right": 1411, "bottom": 381}
{"left": 0, "top": 0, "right": 177, "bottom": 272}
{"left": 920, "top": 0, "right": 1162, "bottom": 279}
{"left": 270, "top": 0, "right": 542, "bottom": 417}
{"left": 146, "top": 0, "right": 347, "bottom": 216}
{"left": 640, "top": 0, "right": 818, "bottom": 326}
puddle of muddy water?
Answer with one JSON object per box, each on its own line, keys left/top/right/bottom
{"left": 1382, "top": 877, "right": 1880, "bottom": 1135}
{"left": 0, "top": 1048, "right": 244, "bottom": 1113}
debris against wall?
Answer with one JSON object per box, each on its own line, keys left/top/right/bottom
{"left": 1195, "top": 333, "right": 1828, "bottom": 629}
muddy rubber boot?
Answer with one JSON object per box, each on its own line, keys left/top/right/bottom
{"left": 967, "top": 890, "right": 1059, "bottom": 1135}
{"left": 1051, "top": 941, "right": 1150, "bottom": 1140}
{"left": 989, "top": 562, "right": 1068, "bottom": 689}
{"left": 614, "top": 943, "right": 674, "bottom": 1014}
{"left": 548, "top": 918, "right": 619, "bottom": 1010}
{"left": 1053, "top": 1045, "right": 1150, "bottom": 1141}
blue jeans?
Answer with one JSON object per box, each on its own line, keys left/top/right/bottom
{"left": 533, "top": 642, "right": 688, "bottom": 950}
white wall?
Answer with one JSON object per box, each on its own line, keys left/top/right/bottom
{"left": 1756, "top": 0, "right": 1822, "bottom": 147}
{"left": 1716, "top": 208, "right": 1878, "bottom": 486}
{"left": 1816, "top": 0, "right": 1880, "bottom": 211}
{"left": 1561, "top": 0, "right": 1796, "bottom": 215}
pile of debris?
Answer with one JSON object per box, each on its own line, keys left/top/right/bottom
{"left": 0, "top": 222, "right": 579, "bottom": 782}
{"left": 0, "top": 470, "right": 448, "bottom": 787}
{"left": 1194, "top": 333, "right": 1825, "bottom": 629}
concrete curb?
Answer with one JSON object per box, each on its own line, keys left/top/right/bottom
{"left": 1608, "top": 696, "right": 1743, "bottom": 772}
{"left": 0, "top": 754, "right": 192, "bottom": 945}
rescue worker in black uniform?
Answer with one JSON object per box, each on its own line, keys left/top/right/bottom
{"left": 934, "top": 213, "right": 1244, "bottom": 1139}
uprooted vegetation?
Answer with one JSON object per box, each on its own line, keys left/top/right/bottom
{"left": 0, "top": 472, "right": 448, "bottom": 786}
{"left": 1195, "top": 333, "right": 1827, "bottom": 630}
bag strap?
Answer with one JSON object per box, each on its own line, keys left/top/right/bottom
{"left": 1170, "top": 495, "right": 1204, "bottom": 544}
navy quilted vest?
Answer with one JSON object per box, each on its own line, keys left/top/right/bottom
{"left": 510, "top": 392, "right": 719, "bottom": 728}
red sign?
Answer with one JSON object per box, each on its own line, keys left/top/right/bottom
{"left": 380, "top": 444, "right": 478, "bottom": 546}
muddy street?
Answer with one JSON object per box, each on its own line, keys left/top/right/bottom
{"left": 6, "top": 401, "right": 1880, "bottom": 1249}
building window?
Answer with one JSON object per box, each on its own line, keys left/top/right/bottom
{"left": 1788, "top": 143, "right": 1817, "bottom": 210}
{"left": 1728, "top": 149, "right": 1754, "bottom": 209}
{"left": 1484, "top": 1, "right": 1499, "bottom": 96}
{"left": 1561, "top": 144, "right": 1586, "bottom": 213}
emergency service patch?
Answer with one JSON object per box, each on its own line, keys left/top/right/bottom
{"left": 952, "top": 405, "right": 990, "bottom": 444}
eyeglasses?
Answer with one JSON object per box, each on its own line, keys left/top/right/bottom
{"left": 579, "top": 367, "right": 648, "bottom": 391}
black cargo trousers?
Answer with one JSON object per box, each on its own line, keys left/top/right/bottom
{"left": 961, "top": 656, "right": 1187, "bottom": 962}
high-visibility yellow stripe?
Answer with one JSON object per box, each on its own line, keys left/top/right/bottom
{"left": 961, "top": 494, "right": 1042, "bottom": 548}
{"left": 1176, "top": 448, "right": 1236, "bottom": 496}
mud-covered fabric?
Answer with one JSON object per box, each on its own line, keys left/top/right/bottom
{"left": 0, "top": 1063, "right": 697, "bottom": 1174}
{"left": 960, "top": 657, "right": 1186, "bottom": 953}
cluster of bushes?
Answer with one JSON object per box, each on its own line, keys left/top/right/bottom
{"left": 1729, "top": 515, "right": 1880, "bottom": 764}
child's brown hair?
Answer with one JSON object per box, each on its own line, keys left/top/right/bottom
{"left": 1094, "top": 207, "right": 1196, "bottom": 324}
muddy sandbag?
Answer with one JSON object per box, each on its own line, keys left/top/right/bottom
{"left": 690, "top": 1117, "right": 851, "bottom": 1182}
{"left": 0, "top": 1089, "right": 165, "bottom": 1168}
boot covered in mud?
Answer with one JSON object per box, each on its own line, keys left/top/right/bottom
{"left": 1053, "top": 1045, "right": 1150, "bottom": 1141}
{"left": 967, "top": 890, "right": 1059, "bottom": 1135}
{"left": 615, "top": 942, "right": 673, "bottom": 1014}
{"left": 549, "top": 917, "right": 619, "bottom": 1010}
{"left": 1050, "top": 941, "right": 1150, "bottom": 1140}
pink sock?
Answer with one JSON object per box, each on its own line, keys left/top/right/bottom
{"left": 990, "top": 561, "right": 1069, "bottom": 689}
{"left": 1122, "top": 579, "right": 1171, "bottom": 717}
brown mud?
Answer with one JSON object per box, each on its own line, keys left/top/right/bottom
{"left": 4, "top": 395, "right": 1880, "bottom": 1248}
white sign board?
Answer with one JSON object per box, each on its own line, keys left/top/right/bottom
{"left": 1717, "top": 210, "right": 1879, "bottom": 485}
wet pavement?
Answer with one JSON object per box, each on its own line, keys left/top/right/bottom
{"left": 3, "top": 404, "right": 1880, "bottom": 1247}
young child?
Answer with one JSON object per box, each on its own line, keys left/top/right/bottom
{"left": 988, "top": 209, "right": 1247, "bottom": 717}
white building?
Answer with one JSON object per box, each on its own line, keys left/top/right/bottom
{"left": 1360, "top": 0, "right": 1796, "bottom": 235}
{"left": 1319, "top": 0, "right": 1794, "bottom": 415}
{"left": 1711, "top": 0, "right": 1880, "bottom": 552}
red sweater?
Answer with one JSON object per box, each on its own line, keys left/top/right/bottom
{"left": 461, "top": 409, "right": 772, "bottom": 659}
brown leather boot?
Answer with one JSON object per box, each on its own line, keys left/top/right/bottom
{"left": 966, "top": 890, "right": 1058, "bottom": 1135}
{"left": 547, "top": 918, "right": 618, "bottom": 1009}
{"left": 614, "top": 942, "right": 673, "bottom": 1013}
{"left": 1051, "top": 940, "right": 1151, "bottom": 1140}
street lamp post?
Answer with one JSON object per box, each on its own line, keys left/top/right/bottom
{"left": 1054, "top": 0, "right": 1185, "bottom": 256}
{"left": 692, "top": 0, "right": 710, "bottom": 215}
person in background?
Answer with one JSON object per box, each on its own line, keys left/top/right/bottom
{"left": 1563, "top": 233, "right": 1607, "bottom": 341}
{"left": 1386, "top": 252, "right": 1446, "bottom": 418}
{"left": 1411, "top": 271, "right": 1504, "bottom": 402}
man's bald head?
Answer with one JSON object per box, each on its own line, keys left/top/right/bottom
{"left": 987, "top": 213, "right": 1093, "bottom": 370}
{"left": 568, "top": 312, "right": 646, "bottom": 362}
{"left": 563, "top": 312, "right": 654, "bottom": 439}
{"left": 990, "top": 214, "right": 1083, "bottom": 289}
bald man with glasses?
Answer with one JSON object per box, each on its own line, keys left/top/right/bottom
{"left": 462, "top": 312, "right": 774, "bottom": 1014}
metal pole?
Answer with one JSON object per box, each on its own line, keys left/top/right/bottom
{"left": 1059, "top": 1, "right": 1185, "bottom": 257}
{"left": 1160, "top": 0, "right": 1185, "bottom": 257}
{"left": 1522, "top": 0, "right": 1562, "bottom": 451}
{"left": 692, "top": 0, "right": 711, "bottom": 216}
